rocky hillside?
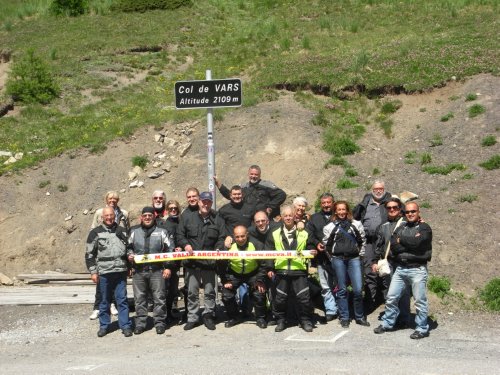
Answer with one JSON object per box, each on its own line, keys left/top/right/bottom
{"left": 0, "top": 74, "right": 498, "bottom": 302}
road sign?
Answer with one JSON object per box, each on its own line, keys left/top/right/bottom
{"left": 174, "top": 78, "right": 242, "bottom": 109}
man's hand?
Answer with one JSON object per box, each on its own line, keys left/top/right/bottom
{"left": 267, "top": 271, "right": 275, "bottom": 280}
{"left": 309, "top": 249, "right": 317, "bottom": 256}
{"left": 91, "top": 274, "right": 99, "bottom": 284}
{"left": 224, "top": 282, "right": 233, "bottom": 290}
{"left": 174, "top": 247, "right": 182, "bottom": 252}
{"left": 266, "top": 207, "right": 272, "bottom": 216}
{"left": 162, "top": 269, "right": 172, "bottom": 279}
{"left": 256, "top": 281, "right": 266, "bottom": 293}
{"left": 213, "top": 175, "right": 221, "bottom": 188}
{"left": 316, "top": 243, "right": 325, "bottom": 252}
{"left": 185, "top": 245, "right": 194, "bottom": 255}
{"left": 127, "top": 254, "right": 135, "bottom": 263}
{"left": 224, "top": 236, "right": 233, "bottom": 249}
{"left": 371, "top": 264, "right": 379, "bottom": 273}
{"left": 297, "top": 221, "right": 305, "bottom": 231}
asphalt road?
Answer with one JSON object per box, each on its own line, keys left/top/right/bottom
{"left": 0, "top": 303, "right": 499, "bottom": 375}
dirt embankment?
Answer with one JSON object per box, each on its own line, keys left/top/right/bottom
{"left": 0, "top": 74, "right": 498, "bottom": 301}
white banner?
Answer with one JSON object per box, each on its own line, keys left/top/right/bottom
{"left": 133, "top": 250, "right": 314, "bottom": 264}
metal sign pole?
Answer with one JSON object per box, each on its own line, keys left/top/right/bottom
{"left": 206, "top": 69, "right": 216, "bottom": 210}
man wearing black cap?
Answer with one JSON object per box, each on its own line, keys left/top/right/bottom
{"left": 127, "top": 206, "right": 174, "bottom": 335}
{"left": 176, "top": 191, "right": 225, "bottom": 331}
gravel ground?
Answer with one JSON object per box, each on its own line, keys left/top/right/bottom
{"left": 0, "top": 304, "right": 499, "bottom": 375}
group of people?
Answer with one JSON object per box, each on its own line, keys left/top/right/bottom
{"left": 85, "top": 165, "right": 432, "bottom": 340}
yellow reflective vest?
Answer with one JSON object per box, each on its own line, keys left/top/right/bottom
{"left": 272, "top": 228, "right": 309, "bottom": 272}
{"left": 229, "top": 242, "right": 259, "bottom": 275}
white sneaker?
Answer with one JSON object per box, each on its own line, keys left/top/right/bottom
{"left": 110, "top": 303, "right": 118, "bottom": 316}
{"left": 89, "top": 310, "right": 99, "bottom": 320}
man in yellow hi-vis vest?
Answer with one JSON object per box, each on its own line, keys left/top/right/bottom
{"left": 265, "top": 205, "right": 315, "bottom": 333}
{"left": 219, "top": 225, "right": 268, "bottom": 329}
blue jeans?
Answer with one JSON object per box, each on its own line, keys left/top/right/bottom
{"left": 389, "top": 263, "right": 411, "bottom": 325}
{"left": 317, "top": 264, "right": 338, "bottom": 316}
{"left": 98, "top": 272, "right": 131, "bottom": 331}
{"left": 332, "top": 256, "right": 364, "bottom": 321}
{"left": 382, "top": 265, "right": 429, "bottom": 333}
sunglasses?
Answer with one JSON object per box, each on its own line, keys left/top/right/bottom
{"left": 386, "top": 206, "right": 399, "bottom": 210}
{"left": 168, "top": 206, "right": 178, "bottom": 211}
{"left": 405, "top": 210, "right": 418, "bottom": 214}
{"left": 153, "top": 197, "right": 164, "bottom": 200}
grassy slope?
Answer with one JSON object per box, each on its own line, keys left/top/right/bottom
{"left": 0, "top": 0, "right": 498, "bottom": 173}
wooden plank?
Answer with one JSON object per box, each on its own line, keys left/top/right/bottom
{"left": 0, "top": 285, "right": 134, "bottom": 305}
{"left": 16, "top": 273, "right": 89, "bottom": 281}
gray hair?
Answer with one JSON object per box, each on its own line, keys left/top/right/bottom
{"left": 372, "top": 180, "right": 385, "bottom": 189}
{"left": 152, "top": 190, "right": 166, "bottom": 199}
{"left": 293, "top": 196, "right": 308, "bottom": 207}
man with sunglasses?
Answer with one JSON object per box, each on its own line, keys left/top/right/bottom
{"left": 372, "top": 197, "right": 411, "bottom": 327}
{"left": 127, "top": 207, "right": 174, "bottom": 335}
{"left": 374, "top": 202, "right": 432, "bottom": 339}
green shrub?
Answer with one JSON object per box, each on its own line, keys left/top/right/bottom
{"left": 428, "top": 275, "right": 451, "bottom": 298}
{"left": 336, "top": 178, "right": 359, "bottom": 189}
{"left": 479, "top": 155, "right": 500, "bottom": 170}
{"left": 57, "top": 184, "right": 68, "bottom": 192}
{"left": 465, "top": 93, "right": 477, "bottom": 101}
{"left": 420, "top": 201, "right": 432, "bottom": 209}
{"left": 132, "top": 155, "right": 148, "bottom": 168}
{"left": 323, "top": 135, "right": 360, "bottom": 157}
{"left": 480, "top": 278, "right": 500, "bottom": 312}
{"left": 344, "top": 167, "right": 358, "bottom": 177}
{"left": 462, "top": 173, "right": 474, "bottom": 180}
{"left": 469, "top": 104, "right": 485, "bottom": 118}
{"left": 430, "top": 134, "right": 443, "bottom": 147}
{"left": 380, "top": 100, "right": 402, "bottom": 114}
{"left": 440, "top": 112, "right": 454, "bottom": 122}
{"left": 372, "top": 167, "right": 380, "bottom": 175}
{"left": 325, "top": 156, "right": 347, "bottom": 167}
{"left": 481, "top": 135, "right": 496, "bottom": 147}
{"left": 111, "top": 0, "right": 192, "bottom": 12}
{"left": 457, "top": 194, "right": 478, "bottom": 203}
{"left": 404, "top": 151, "right": 417, "bottom": 164}
{"left": 6, "top": 49, "right": 60, "bottom": 104}
{"left": 422, "top": 163, "right": 466, "bottom": 175}
{"left": 421, "top": 152, "right": 432, "bottom": 165}
{"left": 38, "top": 180, "right": 51, "bottom": 188}
{"left": 49, "top": 0, "right": 88, "bottom": 16}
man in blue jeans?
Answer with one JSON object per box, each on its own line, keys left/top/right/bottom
{"left": 374, "top": 202, "right": 432, "bottom": 339}
{"left": 85, "top": 207, "right": 133, "bottom": 337}
{"left": 306, "top": 193, "right": 338, "bottom": 322}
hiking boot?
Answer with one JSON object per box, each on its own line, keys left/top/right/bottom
{"left": 122, "top": 329, "right": 133, "bottom": 337}
{"left": 326, "top": 314, "right": 338, "bottom": 322}
{"left": 373, "top": 324, "right": 392, "bottom": 334}
{"left": 224, "top": 318, "right": 239, "bottom": 328}
{"left": 110, "top": 303, "right": 118, "bottom": 316}
{"left": 156, "top": 326, "right": 166, "bottom": 335}
{"left": 89, "top": 310, "right": 99, "bottom": 320}
{"left": 355, "top": 318, "right": 370, "bottom": 327}
{"left": 275, "top": 321, "right": 286, "bottom": 332}
{"left": 256, "top": 319, "right": 268, "bottom": 329}
{"left": 203, "top": 315, "right": 216, "bottom": 330}
{"left": 97, "top": 328, "right": 107, "bottom": 337}
{"left": 183, "top": 321, "right": 199, "bottom": 331}
{"left": 410, "top": 330, "right": 429, "bottom": 340}
{"left": 134, "top": 327, "right": 145, "bottom": 335}
{"left": 340, "top": 320, "right": 350, "bottom": 328}
{"left": 301, "top": 321, "right": 313, "bottom": 333}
